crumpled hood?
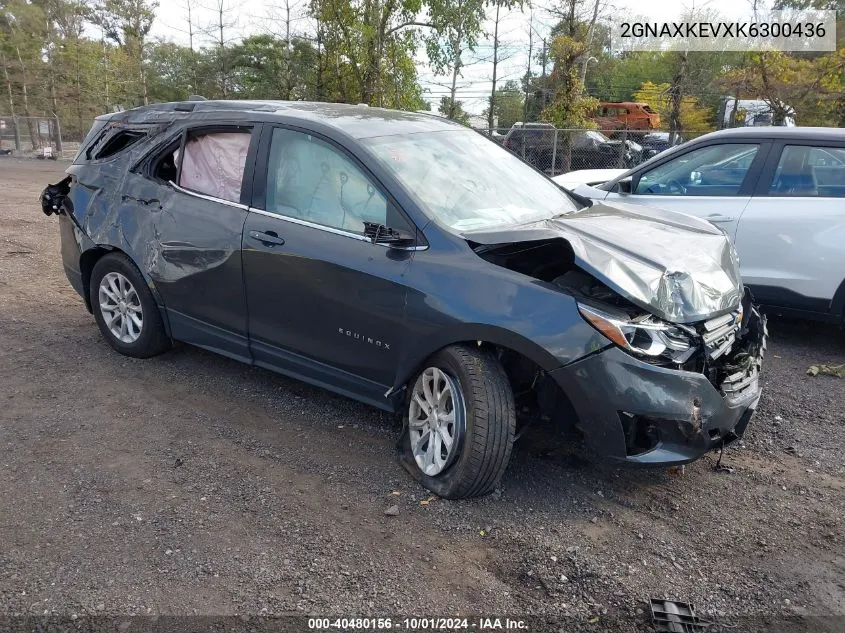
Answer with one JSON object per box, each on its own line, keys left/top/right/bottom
{"left": 462, "top": 200, "right": 743, "bottom": 324}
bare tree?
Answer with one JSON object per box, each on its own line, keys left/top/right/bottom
{"left": 486, "top": 0, "right": 523, "bottom": 134}
{"left": 198, "top": 0, "right": 238, "bottom": 96}
{"left": 522, "top": 3, "right": 533, "bottom": 123}
{"left": 1, "top": 48, "right": 22, "bottom": 150}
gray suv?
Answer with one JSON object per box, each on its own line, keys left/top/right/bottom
{"left": 41, "top": 101, "right": 766, "bottom": 499}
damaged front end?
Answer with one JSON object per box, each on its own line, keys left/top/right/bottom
{"left": 465, "top": 203, "right": 767, "bottom": 465}
{"left": 557, "top": 273, "right": 767, "bottom": 464}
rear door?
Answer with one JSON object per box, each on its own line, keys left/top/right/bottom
{"left": 121, "top": 123, "right": 259, "bottom": 361}
{"left": 602, "top": 140, "right": 771, "bottom": 239}
{"left": 734, "top": 141, "right": 845, "bottom": 312}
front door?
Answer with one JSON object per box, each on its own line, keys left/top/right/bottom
{"left": 603, "top": 141, "right": 769, "bottom": 240}
{"left": 241, "top": 126, "right": 415, "bottom": 407}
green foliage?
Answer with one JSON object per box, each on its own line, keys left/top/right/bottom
{"left": 1, "top": 0, "right": 843, "bottom": 147}
{"left": 228, "top": 35, "right": 318, "bottom": 100}
{"left": 437, "top": 95, "right": 470, "bottom": 124}
{"left": 540, "top": 36, "right": 598, "bottom": 129}
{"left": 587, "top": 53, "right": 673, "bottom": 102}
{"left": 633, "top": 81, "right": 714, "bottom": 132}
{"left": 484, "top": 79, "right": 523, "bottom": 130}
{"left": 718, "top": 50, "right": 845, "bottom": 126}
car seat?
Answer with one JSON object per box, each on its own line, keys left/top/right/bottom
{"left": 772, "top": 149, "right": 817, "bottom": 196}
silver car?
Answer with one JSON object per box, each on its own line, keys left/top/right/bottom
{"left": 569, "top": 127, "right": 845, "bottom": 323}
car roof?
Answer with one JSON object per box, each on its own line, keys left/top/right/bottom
{"left": 691, "top": 126, "right": 845, "bottom": 143}
{"left": 104, "top": 100, "right": 467, "bottom": 139}
{"left": 596, "top": 125, "right": 845, "bottom": 189}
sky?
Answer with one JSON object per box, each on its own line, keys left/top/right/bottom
{"left": 147, "top": 0, "right": 772, "bottom": 116}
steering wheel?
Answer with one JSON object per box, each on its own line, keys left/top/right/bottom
{"left": 647, "top": 179, "right": 686, "bottom": 195}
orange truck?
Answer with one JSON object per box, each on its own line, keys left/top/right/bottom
{"left": 596, "top": 102, "right": 661, "bottom": 130}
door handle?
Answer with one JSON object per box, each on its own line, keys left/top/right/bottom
{"left": 706, "top": 214, "right": 735, "bottom": 223}
{"left": 249, "top": 230, "right": 285, "bottom": 246}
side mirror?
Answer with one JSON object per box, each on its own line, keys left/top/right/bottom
{"left": 616, "top": 176, "right": 633, "bottom": 194}
{"left": 363, "top": 221, "right": 417, "bottom": 248}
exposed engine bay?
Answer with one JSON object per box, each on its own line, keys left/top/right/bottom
{"left": 470, "top": 237, "right": 766, "bottom": 404}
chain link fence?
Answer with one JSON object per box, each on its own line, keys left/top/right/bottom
{"left": 474, "top": 124, "right": 713, "bottom": 176}
{"left": 0, "top": 115, "right": 73, "bottom": 159}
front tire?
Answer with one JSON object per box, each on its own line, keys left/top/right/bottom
{"left": 89, "top": 252, "right": 171, "bottom": 358}
{"left": 400, "top": 345, "right": 515, "bottom": 499}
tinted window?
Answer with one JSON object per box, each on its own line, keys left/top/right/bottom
{"left": 769, "top": 145, "right": 845, "bottom": 198}
{"left": 178, "top": 130, "right": 252, "bottom": 203}
{"left": 265, "top": 128, "right": 387, "bottom": 233}
{"left": 635, "top": 143, "right": 759, "bottom": 196}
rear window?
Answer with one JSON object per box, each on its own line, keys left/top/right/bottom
{"left": 86, "top": 128, "right": 147, "bottom": 160}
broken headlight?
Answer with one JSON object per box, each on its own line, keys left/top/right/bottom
{"left": 578, "top": 303, "right": 698, "bottom": 364}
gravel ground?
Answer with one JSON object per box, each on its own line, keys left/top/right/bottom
{"left": 1, "top": 158, "right": 844, "bottom": 631}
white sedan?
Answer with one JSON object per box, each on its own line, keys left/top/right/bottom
{"left": 567, "top": 127, "right": 845, "bottom": 323}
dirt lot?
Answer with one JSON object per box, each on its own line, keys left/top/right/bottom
{"left": 1, "top": 158, "right": 844, "bottom": 630}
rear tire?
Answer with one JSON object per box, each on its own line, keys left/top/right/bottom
{"left": 89, "top": 252, "right": 171, "bottom": 359}
{"left": 400, "top": 345, "right": 515, "bottom": 499}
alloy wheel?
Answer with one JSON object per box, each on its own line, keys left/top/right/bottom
{"left": 98, "top": 271, "right": 143, "bottom": 344}
{"left": 408, "top": 367, "right": 466, "bottom": 476}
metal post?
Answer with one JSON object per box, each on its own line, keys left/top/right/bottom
{"left": 551, "top": 127, "right": 558, "bottom": 176}
{"left": 53, "top": 115, "right": 63, "bottom": 155}
{"left": 618, "top": 127, "right": 628, "bottom": 168}
{"left": 12, "top": 115, "right": 21, "bottom": 151}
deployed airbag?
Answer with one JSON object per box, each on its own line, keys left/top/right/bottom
{"left": 179, "top": 132, "right": 251, "bottom": 203}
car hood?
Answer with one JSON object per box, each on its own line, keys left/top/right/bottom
{"left": 552, "top": 169, "right": 627, "bottom": 189}
{"left": 462, "top": 200, "right": 743, "bottom": 324}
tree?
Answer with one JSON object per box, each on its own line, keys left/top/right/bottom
{"left": 483, "top": 79, "right": 523, "bottom": 130}
{"left": 485, "top": 0, "right": 522, "bottom": 134}
{"left": 633, "top": 81, "right": 713, "bottom": 132}
{"left": 229, "top": 34, "right": 318, "bottom": 99}
{"left": 311, "top": 0, "right": 431, "bottom": 106}
{"left": 91, "top": 0, "right": 157, "bottom": 105}
{"left": 426, "top": 0, "right": 486, "bottom": 122}
{"left": 718, "top": 50, "right": 845, "bottom": 126}
{"left": 541, "top": 35, "right": 598, "bottom": 171}
{"left": 540, "top": 36, "right": 597, "bottom": 128}
{"left": 437, "top": 95, "right": 469, "bottom": 124}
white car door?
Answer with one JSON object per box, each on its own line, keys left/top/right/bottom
{"left": 734, "top": 142, "right": 845, "bottom": 311}
{"left": 600, "top": 141, "right": 770, "bottom": 239}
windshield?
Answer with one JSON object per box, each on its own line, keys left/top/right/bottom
{"left": 362, "top": 130, "right": 580, "bottom": 231}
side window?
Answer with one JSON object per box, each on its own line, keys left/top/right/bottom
{"left": 265, "top": 128, "right": 387, "bottom": 233}
{"left": 178, "top": 130, "right": 252, "bottom": 203}
{"left": 635, "top": 143, "right": 759, "bottom": 196}
{"left": 89, "top": 130, "right": 146, "bottom": 160}
{"left": 770, "top": 145, "right": 845, "bottom": 198}
{"left": 151, "top": 140, "right": 180, "bottom": 183}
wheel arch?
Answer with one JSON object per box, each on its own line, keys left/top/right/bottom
{"left": 391, "top": 327, "right": 581, "bottom": 440}
{"left": 392, "top": 326, "right": 581, "bottom": 430}
{"left": 80, "top": 246, "right": 171, "bottom": 336}
{"left": 831, "top": 276, "right": 845, "bottom": 322}
{"left": 395, "top": 325, "right": 562, "bottom": 391}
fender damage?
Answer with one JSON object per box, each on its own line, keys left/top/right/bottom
{"left": 463, "top": 199, "right": 743, "bottom": 324}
